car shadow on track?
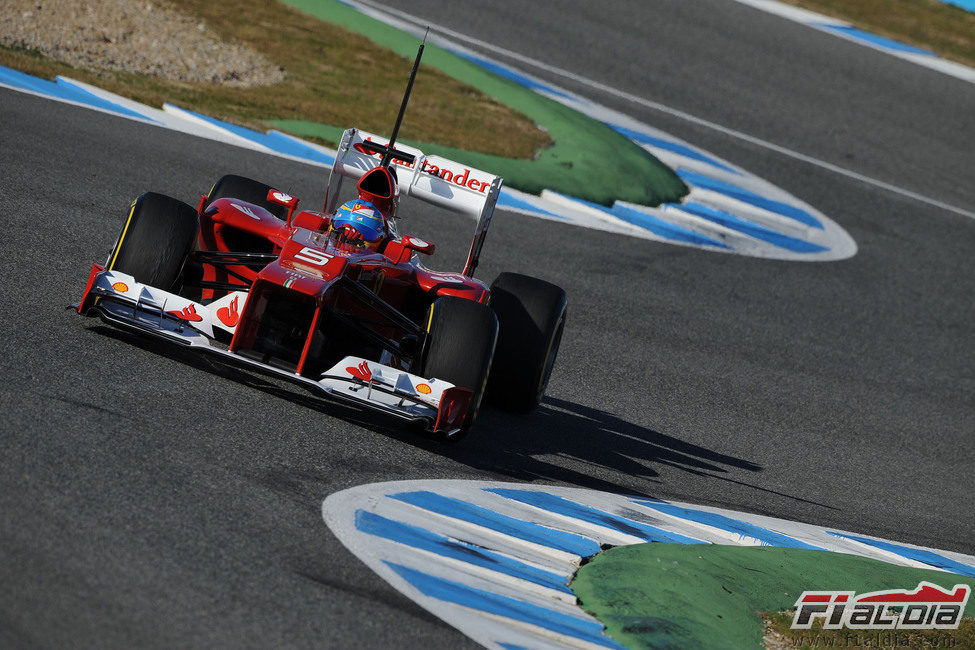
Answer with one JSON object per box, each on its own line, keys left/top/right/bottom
{"left": 439, "top": 395, "right": 764, "bottom": 498}
{"left": 86, "top": 325, "right": 830, "bottom": 508}
{"left": 435, "top": 397, "right": 836, "bottom": 509}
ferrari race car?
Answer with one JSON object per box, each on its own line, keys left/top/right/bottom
{"left": 74, "top": 126, "right": 567, "bottom": 439}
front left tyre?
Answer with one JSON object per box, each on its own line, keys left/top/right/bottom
{"left": 106, "top": 192, "right": 199, "bottom": 291}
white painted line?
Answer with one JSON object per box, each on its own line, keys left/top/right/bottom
{"left": 376, "top": 535, "right": 578, "bottom": 605}
{"left": 268, "top": 129, "right": 338, "bottom": 162}
{"left": 161, "top": 103, "right": 273, "bottom": 151}
{"left": 684, "top": 188, "right": 811, "bottom": 238}
{"left": 383, "top": 500, "right": 584, "bottom": 572}
{"left": 729, "top": 0, "right": 849, "bottom": 26}
{"left": 827, "top": 534, "right": 957, "bottom": 572}
{"left": 0, "top": 79, "right": 158, "bottom": 126}
{"left": 616, "top": 200, "right": 758, "bottom": 251}
{"left": 539, "top": 192, "right": 650, "bottom": 238}
{"left": 731, "top": 0, "right": 975, "bottom": 83}
{"left": 54, "top": 77, "right": 235, "bottom": 140}
{"left": 346, "top": 0, "right": 975, "bottom": 223}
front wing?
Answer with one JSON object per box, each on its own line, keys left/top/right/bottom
{"left": 75, "top": 264, "right": 473, "bottom": 436}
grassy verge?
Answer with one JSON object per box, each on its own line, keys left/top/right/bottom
{"left": 279, "top": 0, "right": 687, "bottom": 206}
{"left": 570, "top": 543, "right": 975, "bottom": 649}
{"left": 0, "top": 0, "right": 549, "bottom": 159}
{"left": 0, "top": 0, "right": 688, "bottom": 206}
{"left": 775, "top": 0, "right": 975, "bottom": 67}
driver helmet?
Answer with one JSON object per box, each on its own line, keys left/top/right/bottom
{"left": 331, "top": 199, "right": 386, "bottom": 251}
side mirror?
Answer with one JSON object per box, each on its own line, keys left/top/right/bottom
{"left": 267, "top": 189, "right": 299, "bottom": 225}
{"left": 292, "top": 210, "right": 331, "bottom": 232}
{"left": 384, "top": 235, "right": 435, "bottom": 264}
{"left": 402, "top": 235, "right": 434, "bottom": 256}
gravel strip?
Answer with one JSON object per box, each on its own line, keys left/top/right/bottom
{"left": 0, "top": 0, "right": 285, "bottom": 87}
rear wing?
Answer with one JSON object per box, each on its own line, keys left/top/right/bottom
{"left": 323, "top": 128, "right": 502, "bottom": 277}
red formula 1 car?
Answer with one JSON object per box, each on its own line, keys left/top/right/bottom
{"left": 75, "top": 124, "right": 566, "bottom": 439}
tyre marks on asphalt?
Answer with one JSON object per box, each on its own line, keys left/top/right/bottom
{"left": 323, "top": 480, "right": 975, "bottom": 650}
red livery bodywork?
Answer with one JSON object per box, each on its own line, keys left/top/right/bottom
{"left": 75, "top": 126, "right": 564, "bottom": 439}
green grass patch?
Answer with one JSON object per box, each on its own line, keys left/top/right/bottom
{"left": 776, "top": 0, "right": 975, "bottom": 67}
{"left": 279, "top": 0, "right": 686, "bottom": 206}
{"left": 571, "top": 543, "right": 975, "bottom": 649}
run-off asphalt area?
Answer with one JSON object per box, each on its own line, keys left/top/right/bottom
{"left": 0, "top": 2, "right": 973, "bottom": 647}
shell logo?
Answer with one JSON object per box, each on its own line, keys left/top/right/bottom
{"left": 416, "top": 383, "right": 432, "bottom": 395}
{"left": 112, "top": 282, "right": 129, "bottom": 292}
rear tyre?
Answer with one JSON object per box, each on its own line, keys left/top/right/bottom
{"left": 487, "top": 272, "right": 567, "bottom": 413}
{"left": 106, "top": 192, "right": 199, "bottom": 291}
{"left": 206, "top": 174, "right": 286, "bottom": 220}
{"left": 421, "top": 297, "right": 498, "bottom": 440}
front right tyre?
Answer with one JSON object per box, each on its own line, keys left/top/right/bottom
{"left": 487, "top": 272, "right": 567, "bottom": 413}
{"left": 206, "top": 174, "right": 287, "bottom": 219}
{"left": 421, "top": 296, "right": 498, "bottom": 440}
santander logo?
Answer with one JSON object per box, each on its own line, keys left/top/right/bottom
{"left": 354, "top": 139, "right": 491, "bottom": 194}
{"left": 420, "top": 160, "right": 491, "bottom": 193}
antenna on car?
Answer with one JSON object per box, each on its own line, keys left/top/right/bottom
{"left": 380, "top": 27, "right": 428, "bottom": 169}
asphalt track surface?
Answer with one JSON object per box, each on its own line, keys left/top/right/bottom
{"left": 1, "top": 0, "right": 972, "bottom": 647}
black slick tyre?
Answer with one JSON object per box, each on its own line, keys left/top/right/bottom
{"left": 487, "top": 272, "right": 567, "bottom": 413}
{"left": 421, "top": 296, "right": 498, "bottom": 440}
{"left": 106, "top": 192, "right": 199, "bottom": 291}
{"left": 206, "top": 174, "right": 287, "bottom": 220}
